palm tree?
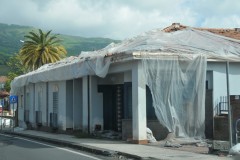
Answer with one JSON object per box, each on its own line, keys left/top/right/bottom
{"left": 19, "top": 29, "right": 67, "bottom": 71}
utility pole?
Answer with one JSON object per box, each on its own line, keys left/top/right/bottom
{"left": 0, "top": 99, "right": 2, "bottom": 131}
{"left": 226, "top": 61, "right": 233, "bottom": 148}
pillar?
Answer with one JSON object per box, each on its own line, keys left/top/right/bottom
{"left": 132, "top": 61, "right": 147, "bottom": 144}
{"left": 82, "top": 76, "right": 89, "bottom": 132}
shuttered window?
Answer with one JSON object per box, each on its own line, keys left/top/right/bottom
{"left": 53, "top": 92, "right": 58, "bottom": 114}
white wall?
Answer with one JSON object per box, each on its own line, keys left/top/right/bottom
{"left": 108, "top": 61, "right": 134, "bottom": 74}
{"left": 124, "top": 71, "right": 132, "bottom": 82}
{"left": 35, "top": 82, "right": 47, "bottom": 126}
{"left": 17, "top": 87, "right": 25, "bottom": 128}
{"left": 26, "top": 84, "right": 35, "bottom": 124}
{"left": 48, "top": 81, "right": 66, "bottom": 130}
{"left": 82, "top": 76, "right": 88, "bottom": 132}
{"left": 207, "top": 62, "right": 240, "bottom": 115}
{"left": 98, "top": 73, "right": 124, "bottom": 85}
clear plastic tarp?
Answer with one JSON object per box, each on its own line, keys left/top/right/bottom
{"left": 11, "top": 28, "right": 240, "bottom": 138}
{"left": 142, "top": 54, "right": 206, "bottom": 138}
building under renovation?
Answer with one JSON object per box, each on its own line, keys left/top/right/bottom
{"left": 11, "top": 23, "right": 240, "bottom": 144}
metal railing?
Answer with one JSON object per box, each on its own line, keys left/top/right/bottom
{"left": 219, "top": 102, "right": 228, "bottom": 115}
{"left": 218, "top": 96, "right": 228, "bottom": 115}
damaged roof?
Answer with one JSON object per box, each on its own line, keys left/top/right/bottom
{"left": 163, "top": 23, "right": 240, "bottom": 40}
{"left": 0, "top": 76, "right": 8, "bottom": 83}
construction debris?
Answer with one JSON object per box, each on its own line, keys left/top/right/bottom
{"left": 146, "top": 127, "right": 157, "bottom": 143}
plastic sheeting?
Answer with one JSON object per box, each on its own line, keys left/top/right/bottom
{"left": 11, "top": 28, "right": 240, "bottom": 94}
{"left": 97, "top": 28, "right": 240, "bottom": 60}
{"left": 229, "top": 143, "right": 240, "bottom": 155}
{"left": 11, "top": 55, "right": 111, "bottom": 94}
{"left": 143, "top": 55, "right": 206, "bottom": 138}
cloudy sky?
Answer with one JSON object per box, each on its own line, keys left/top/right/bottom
{"left": 0, "top": 0, "right": 240, "bottom": 39}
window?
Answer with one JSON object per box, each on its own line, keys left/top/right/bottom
{"left": 52, "top": 84, "right": 59, "bottom": 114}
{"left": 53, "top": 92, "right": 58, "bottom": 114}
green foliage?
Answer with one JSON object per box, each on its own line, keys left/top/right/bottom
{"left": 4, "top": 72, "right": 18, "bottom": 92}
{"left": 7, "top": 53, "right": 26, "bottom": 75}
{"left": 0, "top": 23, "right": 34, "bottom": 55}
{"left": 19, "top": 29, "right": 67, "bottom": 71}
{"left": 0, "top": 23, "right": 119, "bottom": 56}
{"left": 3, "top": 54, "right": 26, "bottom": 92}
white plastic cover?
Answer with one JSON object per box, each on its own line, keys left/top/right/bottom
{"left": 11, "top": 28, "right": 240, "bottom": 94}
{"left": 98, "top": 28, "right": 240, "bottom": 61}
{"left": 11, "top": 55, "right": 111, "bottom": 94}
{"left": 143, "top": 54, "right": 206, "bottom": 138}
{"left": 229, "top": 143, "right": 240, "bottom": 155}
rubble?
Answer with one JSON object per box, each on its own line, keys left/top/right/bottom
{"left": 146, "top": 127, "right": 157, "bottom": 143}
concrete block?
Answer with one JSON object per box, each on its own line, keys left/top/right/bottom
{"left": 212, "top": 140, "right": 230, "bottom": 151}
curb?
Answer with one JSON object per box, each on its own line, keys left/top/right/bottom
{"left": 3, "top": 131, "right": 146, "bottom": 160}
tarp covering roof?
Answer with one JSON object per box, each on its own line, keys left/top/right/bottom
{"left": 99, "top": 28, "right": 240, "bottom": 59}
{"left": 11, "top": 28, "right": 240, "bottom": 94}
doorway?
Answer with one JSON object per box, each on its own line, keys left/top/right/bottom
{"left": 98, "top": 85, "right": 123, "bottom": 132}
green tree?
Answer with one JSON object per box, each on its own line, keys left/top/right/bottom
{"left": 19, "top": 29, "right": 67, "bottom": 71}
{"left": 7, "top": 53, "right": 26, "bottom": 75}
{"left": 4, "top": 72, "right": 18, "bottom": 92}
{"left": 4, "top": 53, "right": 26, "bottom": 92}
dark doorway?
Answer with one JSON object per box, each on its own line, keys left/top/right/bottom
{"left": 98, "top": 85, "right": 124, "bottom": 132}
{"left": 123, "top": 82, "right": 157, "bottom": 120}
{"left": 205, "top": 89, "right": 213, "bottom": 139}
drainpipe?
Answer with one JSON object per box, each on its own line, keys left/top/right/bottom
{"left": 73, "top": 79, "right": 75, "bottom": 129}
{"left": 87, "top": 75, "right": 90, "bottom": 134}
{"left": 226, "top": 61, "right": 233, "bottom": 148}
{"left": 33, "top": 83, "right": 35, "bottom": 125}
{"left": 46, "top": 82, "right": 49, "bottom": 126}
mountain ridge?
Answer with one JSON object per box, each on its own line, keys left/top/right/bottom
{"left": 0, "top": 23, "right": 120, "bottom": 75}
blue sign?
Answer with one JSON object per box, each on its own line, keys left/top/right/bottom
{"left": 9, "top": 95, "right": 18, "bottom": 104}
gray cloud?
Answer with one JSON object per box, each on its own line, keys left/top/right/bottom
{"left": 0, "top": 0, "right": 239, "bottom": 39}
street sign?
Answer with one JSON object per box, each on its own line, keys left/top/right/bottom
{"left": 9, "top": 95, "right": 18, "bottom": 104}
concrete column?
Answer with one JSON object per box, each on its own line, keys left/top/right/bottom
{"left": 82, "top": 76, "right": 89, "bottom": 132}
{"left": 73, "top": 78, "right": 82, "bottom": 130}
{"left": 132, "top": 61, "right": 147, "bottom": 144}
{"left": 89, "top": 76, "right": 103, "bottom": 132}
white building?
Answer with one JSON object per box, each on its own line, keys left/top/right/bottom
{"left": 11, "top": 24, "right": 240, "bottom": 144}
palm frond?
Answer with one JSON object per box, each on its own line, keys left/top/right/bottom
{"left": 19, "top": 29, "right": 67, "bottom": 71}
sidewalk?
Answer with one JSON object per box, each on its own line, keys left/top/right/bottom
{"left": 3, "top": 129, "right": 233, "bottom": 160}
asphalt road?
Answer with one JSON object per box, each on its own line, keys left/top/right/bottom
{"left": 0, "top": 133, "right": 105, "bottom": 160}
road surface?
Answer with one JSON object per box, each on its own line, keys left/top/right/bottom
{"left": 0, "top": 133, "right": 106, "bottom": 160}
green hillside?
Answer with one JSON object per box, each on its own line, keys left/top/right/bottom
{"left": 0, "top": 23, "right": 120, "bottom": 75}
